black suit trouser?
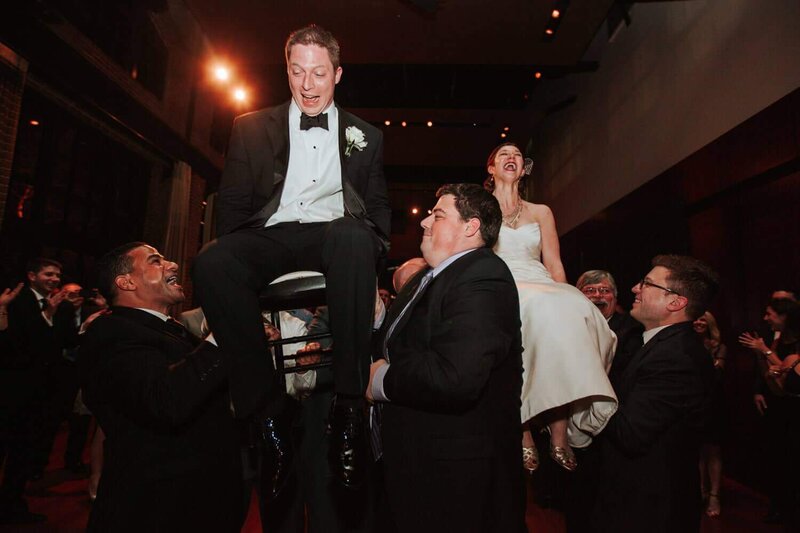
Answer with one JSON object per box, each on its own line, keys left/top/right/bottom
{"left": 193, "top": 218, "right": 381, "bottom": 418}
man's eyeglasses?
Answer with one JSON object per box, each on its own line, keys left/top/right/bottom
{"left": 581, "top": 286, "right": 614, "bottom": 296}
{"left": 638, "top": 279, "right": 681, "bottom": 296}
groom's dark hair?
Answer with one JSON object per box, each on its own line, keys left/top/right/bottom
{"left": 285, "top": 25, "right": 341, "bottom": 70}
{"left": 437, "top": 183, "right": 502, "bottom": 248}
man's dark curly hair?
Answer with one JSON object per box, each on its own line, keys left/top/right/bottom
{"left": 436, "top": 183, "right": 502, "bottom": 248}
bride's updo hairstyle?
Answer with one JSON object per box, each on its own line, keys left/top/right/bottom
{"left": 483, "top": 142, "right": 531, "bottom": 198}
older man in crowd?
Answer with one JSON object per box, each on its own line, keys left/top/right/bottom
{"left": 593, "top": 255, "right": 718, "bottom": 533}
{"left": 577, "top": 270, "right": 643, "bottom": 383}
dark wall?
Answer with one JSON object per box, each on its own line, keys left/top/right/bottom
{"left": 560, "top": 89, "right": 800, "bottom": 490}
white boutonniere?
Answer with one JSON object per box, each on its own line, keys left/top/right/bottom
{"left": 344, "top": 126, "right": 368, "bottom": 157}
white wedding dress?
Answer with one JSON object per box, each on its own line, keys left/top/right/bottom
{"left": 494, "top": 223, "right": 618, "bottom": 448}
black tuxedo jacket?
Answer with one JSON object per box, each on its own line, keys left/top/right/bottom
{"left": 379, "top": 248, "right": 526, "bottom": 533}
{"left": 78, "top": 306, "right": 241, "bottom": 532}
{"left": 216, "top": 101, "right": 390, "bottom": 245}
{"left": 3, "top": 287, "right": 78, "bottom": 370}
{"left": 594, "top": 321, "right": 713, "bottom": 533}
{"left": 607, "top": 310, "right": 644, "bottom": 385}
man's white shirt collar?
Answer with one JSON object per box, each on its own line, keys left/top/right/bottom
{"left": 136, "top": 308, "right": 170, "bottom": 322}
{"left": 431, "top": 248, "right": 479, "bottom": 278}
{"left": 642, "top": 324, "right": 671, "bottom": 345}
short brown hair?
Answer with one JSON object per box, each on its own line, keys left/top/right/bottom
{"left": 26, "top": 257, "right": 62, "bottom": 275}
{"left": 436, "top": 183, "right": 502, "bottom": 248}
{"left": 285, "top": 25, "right": 341, "bottom": 70}
{"left": 652, "top": 255, "right": 719, "bottom": 319}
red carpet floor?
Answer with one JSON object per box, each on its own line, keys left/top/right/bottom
{"left": 1, "top": 427, "right": 783, "bottom": 532}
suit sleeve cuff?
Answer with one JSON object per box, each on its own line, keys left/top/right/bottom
{"left": 371, "top": 363, "right": 391, "bottom": 402}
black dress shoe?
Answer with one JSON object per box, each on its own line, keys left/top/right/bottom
{"left": 0, "top": 509, "right": 47, "bottom": 525}
{"left": 259, "top": 417, "right": 293, "bottom": 499}
{"left": 329, "top": 398, "right": 367, "bottom": 490}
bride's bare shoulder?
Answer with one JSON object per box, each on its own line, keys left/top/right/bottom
{"left": 525, "top": 202, "right": 553, "bottom": 220}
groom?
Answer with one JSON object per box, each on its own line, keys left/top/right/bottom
{"left": 193, "top": 24, "right": 390, "bottom": 488}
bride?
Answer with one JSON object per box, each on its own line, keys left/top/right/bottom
{"left": 486, "top": 142, "right": 618, "bottom": 472}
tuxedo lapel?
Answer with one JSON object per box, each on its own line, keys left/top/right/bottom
{"left": 618, "top": 323, "right": 687, "bottom": 393}
{"left": 337, "top": 105, "right": 350, "bottom": 178}
{"left": 386, "top": 269, "right": 434, "bottom": 346}
{"left": 267, "top": 102, "right": 290, "bottom": 184}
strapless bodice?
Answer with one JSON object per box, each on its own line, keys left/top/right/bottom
{"left": 494, "top": 223, "right": 553, "bottom": 283}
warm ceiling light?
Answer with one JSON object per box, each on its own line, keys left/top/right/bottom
{"left": 426, "top": 121, "right": 433, "bottom": 127}
{"left": 214, "top": 65, "right": 230, "bottom": 82}
{"left": 503, "top": 126, "right": 510, "bottom": 131}
{"left": 545, "top": 28, "right": 554, "bottom": 35}
{"left": 401, "top": 121, "right": 407, "bottom": 127}
{"left": 384, "top": 120, "right": 391, "bottom": 126}
{"left": 411, "top": 207, "right": 419, "bottom": 215}
{"left": 233, "top": 88, "right": 247, "bottom": 102}
{"left": 535, "top": 71, "right": 542, "bottom": 79}
{"left": 500, "top": 133, "right": 507, "bottom": 138}
{"left": 552, "top": 9, "right": 560, "bottom": 18}
{"left": 29, "top": 120, "right": 40, "bottom": 126}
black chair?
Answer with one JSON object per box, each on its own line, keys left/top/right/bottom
{"left": 258, "top": 271, "right": 333, "bottom": 381}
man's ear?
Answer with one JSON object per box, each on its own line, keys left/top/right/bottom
{"left": 667, "top": 295, "right": 688, "bottom": 313}
{"left": 465, "top": 217, "right": 482, "bottom": 239}
{"left": 26, "top": 271, "right": 36, "bottom": 284}
{"left": 115, "top": 274, "right": 135, "bottom": 293}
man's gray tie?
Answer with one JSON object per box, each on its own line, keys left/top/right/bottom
{"left": 370, "top": 270, "right": 434, "bottom": 459}
{"left": 382, "top": 270, "right": 434, "bottom": 362}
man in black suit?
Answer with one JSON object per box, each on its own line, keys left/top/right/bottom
{"left": 79, "top": 242, "right": 241, "bottom": 532}
{"left": 367, "top": 184, "right": 526, "bottom": 533}
{"left": 0, "top": 258, "right": 66, "bottom": 524}
{"left": 593, "top": 255, "right": 718, "bottom": 533}
{"left": 193, "top": 24, "right": 390, "bottom": 487}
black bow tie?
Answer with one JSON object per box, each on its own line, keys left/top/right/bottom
{"left": 299, "top": 112, "right": 329, "bottom": 131}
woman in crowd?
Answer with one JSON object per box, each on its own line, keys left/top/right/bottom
{"left": 693, "top": 311, "right": 726, "bottom": 517}
{"left": 486, "top": 142, "right": 618, "bottom": 472}
{"left": 740, "top": 298, "right": 800, "bottom": 527}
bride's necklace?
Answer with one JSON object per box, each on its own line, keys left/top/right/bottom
{"left": 502, "top": 200, "right": 523, "bottom": 228}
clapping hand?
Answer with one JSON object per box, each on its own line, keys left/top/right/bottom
{"left": 43, "top": 290, "right": 67, "bottom": 319}
{"left": 738, "top": 331, "right": 769, "bottom": 354}
{"left": 0, "top": 283, "right": 24, "bottom": 307}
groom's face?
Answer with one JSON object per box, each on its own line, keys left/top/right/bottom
{"left": 287, "top": 43, "right": 342, "bottom": 117}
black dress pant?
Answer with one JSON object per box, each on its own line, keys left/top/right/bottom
{"left": 193, "top": 218, "right": 382, "bottom": 418}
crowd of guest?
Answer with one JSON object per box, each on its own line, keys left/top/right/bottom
{"left": 1, "top": 22, "right": 798, "bottom": 533}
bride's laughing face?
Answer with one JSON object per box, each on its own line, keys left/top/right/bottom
{"left": 489, "top": 145, "right": 524, "bottom": 185}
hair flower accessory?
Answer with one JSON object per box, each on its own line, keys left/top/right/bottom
{"left": 344, "top": 126, "right": 367, "bottom": 156}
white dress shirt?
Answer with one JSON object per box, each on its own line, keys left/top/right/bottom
{"left": 266, "top": 100, "right": 344, "bottom": 226}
